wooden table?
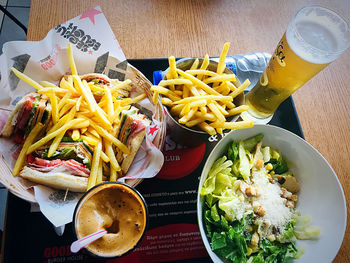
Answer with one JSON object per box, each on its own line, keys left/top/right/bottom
{"left": 27, "top": 0, "right": 350, "bottom": 262}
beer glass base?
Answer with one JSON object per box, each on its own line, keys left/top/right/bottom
{"left": 241, "top": 111, "right": 273, "bottom": 125}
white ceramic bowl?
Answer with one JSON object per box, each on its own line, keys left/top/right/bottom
{"left": 197, "top": 124, "right": 346, "bottom": 263}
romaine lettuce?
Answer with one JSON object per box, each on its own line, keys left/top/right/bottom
{"left": 201, "top": 156, "right": 233, "bottom": 195}
{"left": 239, "top": 141, "right": 250, "bottom": 180}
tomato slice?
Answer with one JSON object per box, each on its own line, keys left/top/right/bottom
{"left": 26, "top": 154, "right": 35, "bottom": 164}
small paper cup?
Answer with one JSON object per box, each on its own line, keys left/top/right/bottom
{"left": 72, "top": 182, "right": 148, "bottom": 259}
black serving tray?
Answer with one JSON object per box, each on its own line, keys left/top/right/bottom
{"left": 2, "top": 59, "right": 304, "bottom": 263}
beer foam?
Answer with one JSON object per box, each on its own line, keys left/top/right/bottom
{"left": 287, "top": 7, "right": 350, "bottom": 64}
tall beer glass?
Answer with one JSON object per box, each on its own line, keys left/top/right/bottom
{"left": 245, "top": 6, "right": 350, "bottom": 120}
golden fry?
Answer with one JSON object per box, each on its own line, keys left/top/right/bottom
{"left": 180, "top": 103, "right": 191, "bottom": 117}
{"left": 194, "top": 112, "right": 216, "bottom": 121}
{"left": 27, "top": 118, "right": 85, "bottom": 154}
{"left": 96, "top": 159, "right": 103, "bottom": 185}
{"left": 229, "top": 79, "right": 251, "bottom": 98}
{"left": 174, "top": 90, "right": 183, "bottom": 96}
{"left": 198, "top": 54, "right": 210, "bottom": 81}
{"left": 89, "top": 122, "right": 130, "bottom": 154}
{"left": 185, "top": 69, "right": 218, "bottom": 77}
{"left": 215, "top": 102, "right": 229, "bottom": 115}
{"left": 208, "top": 102, "right": 226, "bottom": 122}
{"left": 88, "top": 83, "right": 104, "bottom": 92}
{"left": 179, "top": 108, "right": 197, "bottom": 124}
{"left": 150, "top": 86, "right": 181, "bottom": 101}
{"left": 203, "top": 74, "right": 237, "bottom": 84}
{"left": 100, "top": 150, "right": 110, "bottom": 163}
{"left": 48, "top": 130, "right": 66, "bottom": 157}
{"left": 183, "top": 85, "right": 190, "bottom": 98}
{"left": 168, "top": 56, "right": 178, "bottom": 79}
{"left": 189, "top": 99, "right": 207, "bottom": 108}
{"left": 105, "top": 141, "right": 121, "bottom": 171}
{"left": 48, "top": 90, "right": 59, "bottom": 123}
{"left": 109, "top": 79, "right": 132, "bottom": 93}
{"left": 67, "top": 43, "right": 78, "bottom": 75}
{"left": 49, "top": 106, "right": 77, "bottom": 134}
{"left": 227, "top": 105, "right": 250, "bottom": 116}
{"left": 110, "top": 166, "right": 118, "bottom": 181}
{"left": 71, "top": 129, "right": 80, "bottom": 140}
{"left": 153, "top": 91, "right": 159, "bottom": 105}
{"left": 60, "top": 78, "right": 78, "bottom": 94}
{"left": 39, "top": 81, "right": 57, "bottom": 87}
{"left": 173, "top": 95, "right": 232, "bottom": 105}
{"left": 170, "top": 104, "right": 185, "bottom": 116}
{"left": 57, "top": 92, "right": 71, "bottom": 111}
{"left": 161, "top": 97, "right": 173, "bottom": 107}
{"left": 198, "top": 122, "right": 216, "bottom": 135}
{"left": 12, "top": 123, "right": 44, "bottom": 176}
{"left": 11, "top": 67, "right": 43, "bottom": 91}
{"left": 185, "top": 118, "right": 205, "bottom": 127}
{"left": 217, "top": 42, "right": 230, "bottom": 74}
{"left": 59, "top": 103, "right": 74, "bottom": 117}
{"left": 130, "top": 93, "right": 146, "bottom": 104}
{"left": 87, "top": 140, "right": 102, "bottom": 189}
{"left": 76, "top": 95, "right": 83, "bottom": 111}
{"left": 176, "top": 69, "right": 220, "bottom": 95}
{"left": 81, "top": 135, "right": 98, "bottom": 146}
{"left": 87, "top": 127, "right": 100, "bottom": 138}
{"left": 38, "top": 87, "right": 68, "bottom": 96}
{"left": 159, "top": 79, "right": 192, "bottom": 86}
{"left": 190, "top": 58, "right": 199, "bottom": 70}
{"left": 73, "top": 76, "right": 96, "bottom": 113}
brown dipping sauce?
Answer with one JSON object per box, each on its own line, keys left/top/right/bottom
{"left": 74, "top": 183, "right": 147, "bottom": 258}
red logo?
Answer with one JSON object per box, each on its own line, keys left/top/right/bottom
{"left": 157, "top": 136, "right": 206, "bottom": 179}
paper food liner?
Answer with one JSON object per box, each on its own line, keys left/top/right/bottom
{"left": 0, "top": 6, "right": 166, "bottom": 227}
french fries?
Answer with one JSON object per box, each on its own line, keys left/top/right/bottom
{"left": 88, "top": 140, "right": 102, "bottom": 189}
{"left": 10, "top": 43, "right": 143, "bottom": 190}
{"left": 151, "top": 42, "right": 253, "bottom": 134}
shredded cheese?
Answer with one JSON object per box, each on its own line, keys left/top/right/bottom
{"left": 251, "top": 168, "right": 292, "bottom": 229}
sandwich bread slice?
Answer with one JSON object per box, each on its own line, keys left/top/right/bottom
{"left": 116, "top": 107, "right": 151, "bottom": 174}
{"left": 1, "top": 93, "right": 51, "bottom": 143}
{"left": 19, "top": 138, "right": 93, "bottom": 192}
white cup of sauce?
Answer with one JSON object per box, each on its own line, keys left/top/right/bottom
{"left": 72, "top": 182, "right": 148, "bottom": 259}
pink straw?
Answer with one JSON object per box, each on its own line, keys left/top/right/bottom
{"left": 70, "top": 229, "right": 107, "bottom": 253}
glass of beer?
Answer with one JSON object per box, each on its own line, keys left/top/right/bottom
{"left": 245, "top": 6, "right": 350, "bottom": 120}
